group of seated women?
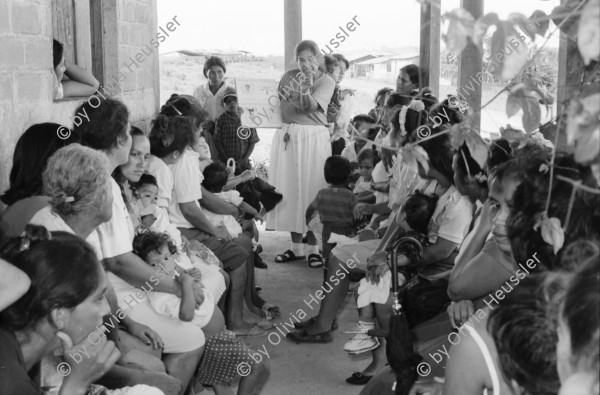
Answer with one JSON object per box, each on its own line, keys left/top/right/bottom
{"left": 282, "top": 63, "right": 599, "bottom": 395}
{"left": 0, "top": 92, "right": 278, "bottom": 394}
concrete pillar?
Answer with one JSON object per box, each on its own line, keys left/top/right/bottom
{"left": 458, "top": 0, "right": 484, "bottom": 129}
{"left": 284, "top": 0, "right": 302, "bottom": 70}
{"left": 419, "top": 0, "right": 441, "bottom": 96}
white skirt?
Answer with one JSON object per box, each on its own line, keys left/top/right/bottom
{"left": 266, "top": 123, "right": 331, "bottom": 233}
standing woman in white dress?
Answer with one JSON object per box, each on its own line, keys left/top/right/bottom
{"left": 192, "top": 56, "right": 231, "bottom": 122}
{"left": 267, "top": 40, "right": 335, "bottom": 266}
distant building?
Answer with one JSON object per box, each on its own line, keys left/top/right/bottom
{"left": 351, "top": 52, "right": 420, "bottom": 80}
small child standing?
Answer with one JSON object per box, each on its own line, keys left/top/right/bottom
{"left": 305, "top": 156, "right": 357, "bottom": 268}
{"left": 132, "top": 231, "right": 215, "bottom": 328}
{"left": 343, "top": 191, "right": 438, "bottom": 355}
{"left": 213, "top": 88, "right": 260, "bottom": 171}
{"left": 202, "top": 162, "right": 263, "bottom": 240}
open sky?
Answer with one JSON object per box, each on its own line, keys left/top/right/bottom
{"left": 156, "top": 0, "right": 560, "bottom": 56}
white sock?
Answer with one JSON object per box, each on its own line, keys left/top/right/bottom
{"left": 291, "top": 242, "right": 305, "bottom": 256}
{"left": 307, "top": 244, "right": 320, "bottom": 255}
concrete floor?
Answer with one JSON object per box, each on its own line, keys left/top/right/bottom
{"left": 230, "top": 230, "right": 369, "bottom": 395}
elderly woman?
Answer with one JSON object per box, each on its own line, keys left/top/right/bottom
{"left": 74, "top": 97, "right": 205, "bottom": 393}
{"left": 193, "top": 56, "right": 231, "bottom": 121}
{"left": 0, "top": 225, "right": 121, "bottom": 395}
{"left": 267, "top": 40, "right": 336, "bottom": 267}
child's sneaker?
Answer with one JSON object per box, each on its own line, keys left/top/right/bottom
{"left": 343, "top": 322, "right": 380, "bottom": 354}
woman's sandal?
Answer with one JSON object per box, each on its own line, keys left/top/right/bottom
{"left": 307, "top": 254, "right": 323, "bottom": 268}
{"left": 261, "top": 303, "right": 280, "bottom": 320}
{"left": 275, "top": 249, "right": 305, "bottom": 263}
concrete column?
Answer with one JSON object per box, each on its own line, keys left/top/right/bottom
{"left": 284, "top": 0, "right": 302, "bottom": 70}
{"left": 458, "top": 0, "right": 484, "bottom": 129}
{"left": 419, "top": 0, "right": 441, "bottom": 96}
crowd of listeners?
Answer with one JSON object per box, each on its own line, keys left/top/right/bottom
{"left": 0, "top": 38, "right": 597, "bottom": 395}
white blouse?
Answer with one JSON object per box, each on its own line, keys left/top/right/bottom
{"left": 192, "top": 81, "right": 232, "bottom": 121}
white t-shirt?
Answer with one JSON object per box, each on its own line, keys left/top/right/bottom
{"left": 427, "top": 185, "right": 473, "bottom": 245}
{"left": 147, "top": 155, "right": 174, "bottom": 210}
{"left": 96, "top": 178, "right": 136, "bottom": 293}
{"left": 168, "top": 150, "right": 204, "bottom": 229}
{"left": 192, "top": 81, "right": 232, "bottom": 122}
{"left": 29, "top": 205, "right": 103, "bottom": 260}
{"left": 148, "top": 288, "right": 215, "bottom": 329}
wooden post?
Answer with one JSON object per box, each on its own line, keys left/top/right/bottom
{"left": 458, "top": 0, "right": 484, "bottom": 130}
{"left": 419, "top": 0, "right": 441, "bottom": 96}
{"left": 284, "top": 0, "right": 302, "bottom": 70}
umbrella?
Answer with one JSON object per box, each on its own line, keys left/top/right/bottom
{"left": 385, "top": 233, "right": 424, "bottom": 395}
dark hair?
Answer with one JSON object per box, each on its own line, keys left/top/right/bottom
{"left": 0, "top": 225, "right": 101, "bottom": 331}
{"left": 429, "top": 98, "right": 464, "bottom": 127}
{"left": 295, "top": 40, "right": 320, "bottom": 58}
{"left": 562, "top": 254, "right": 600, "bottom": 372}
{"left": 386, "top": 92, "right": 411, "bottom": 108}
{"left": 201, "top": 120, "right": 216, "bottom": 136}
{"left": 403, "top": 191, "right": 438, "bottom": 234}
{"left": 133, "top": 173, "right": 158, "bottom": 191}
{"left": 507, "top": 151, "right": 600, "bottom": 270}
{"left": 357, "top": 149, "right": 380, "bottom": 167}
{"left": 149, "top": 115, "right": 194, "bottom": 158}
{"left": 454, "top": 143, "right": 487, "bottom": 201}
{"left": 375, "top": 88, "right": 393, "bottom": 104}
{"left": 111, "top": 126, "right": 146, "bottom": 187}
{"left": 400, "top": 64, "right": 426, "bottom": 90}
{"left": 132, "top": 231, "right": 177, "bottom": 261}
{"left": 419, "top": 133, "right": 454, "bottom": 183}
{"left": 487, "top": 273, "right": 561, "bottom": 395}
{"left": 203, "top": 56, "right": 226, "bottom": 77}
{"left": 352, "top": 114, "right": 376, "bottom": 125}
{"left": 1, "top": 123, "right": 79, "bottom": 206}
{"left": 76, "top": 98, "right": 130, "bottom": 151}
{"left": 487, "top": 139, "right": 512, "bottom": 171}
{"left": 414, "top": 88, "right": 438, "bottom": 112}
{"left": 455, "top": 143, "right": 484, "bottom": 180}
{"left": 324, "top": 156, "right": 352, "bottom": 185}
{"left": 392, "top": 106, "right": 429, "bottom": 143}
{"left": 323, "top": 55, "right": 339, "bottom": 74}
{"left": 202, "top": 162, "right": 229, "bottom": 193}
{"left": 160, "top": 94, "right": 208, "bottom": 129}
{"left": 53, "top": 39, "right": 63, "bottom": 68}
{"left": 332, "top": 53, "right": 349, "bottom": 69}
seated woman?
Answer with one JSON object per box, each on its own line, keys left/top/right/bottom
{"left": 0, "top": 123, "right": 78, "bottom": 235}
{"left": 53, "top": 39, "right": 99, "bottom": 99}
{"left": 147, "top": 113, "right": 274, "bottom": 336}
{"left": 27, "top": 143, "right": 180, "bottom": 394}
{"left": 0, "top": 225, "right": 161, "bottom": 395}
{"left": 74, "top": 97, "right": 205, "bottom": 392}
{"left": 440, "top": 273, "right": 563, "bottom": 395}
